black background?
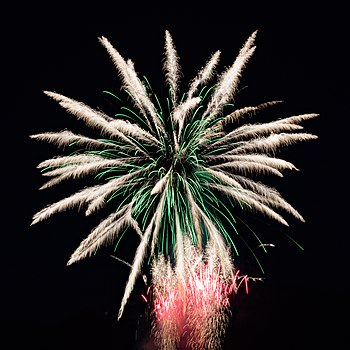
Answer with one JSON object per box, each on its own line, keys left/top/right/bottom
{"left": 2, "top": 2, "right": 349, "bottom": 349}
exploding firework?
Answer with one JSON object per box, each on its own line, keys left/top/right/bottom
{"left": 30, "top": 30, "right": 318, "bottom": 349}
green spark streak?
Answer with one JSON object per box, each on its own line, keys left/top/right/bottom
{"left": 118, "top": 106, "right": 149, "bottom": 128}
{"left": 114, "top": 113, "right": 135, "bottom": 120}
{"left": 141, "top": 196, "right": 157, "bottom": 230}
{"left": 164, "top": 184, "right": 175, "bottom": 256}
{"left": 201, "top": 85, "right": 216, "bottom": 101}
{"left": 187, "top": 106, "right": 204, "bottom": 127}
{"left": 282, "top": 231, "right": 304, "bottom": 250}
{"left": 102, "top": 90, "right": 122, "bottom": 102}
{"left": 235, "top": 232, "right": 266, "bottom": 274}
{"left": 95, "top": 167, "right": 119, "bottom": 179}
{"left": 232, "top": 212, "right": 267, "bottom": 254}
{"left": 143, "top": 76, "right": 165, "bottom": 120}
{"left": 124, "top": 135, "right": 148, "bottom": 154}
{"left": 204, "top": 147, "right": 228, "bottom": 156}
{"left": 166, "top": 97, "right": 171, "bottom": 116}
{"left": 113, "top": 193, "right": 134, "bottom": 211}
{"left": 174, "top": 92, "right": 184, "bottom": 106}
{"left": 198, "top": 85, "right": 208, "bottom": 98}
{"left": 188, "top": 168, "right": 243, "bottom": 254}
{"left": 187, "top": 176, "right": 202, "bottom": 196}
{"left": 205, "top": 203, "right": 239, "bottom": 255}
{"left": 113, "top": 228, "right": 128, "bottom": 252}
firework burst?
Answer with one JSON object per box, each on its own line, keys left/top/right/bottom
{"left": 31, "top": 30, "right": 318, "bottom": 349}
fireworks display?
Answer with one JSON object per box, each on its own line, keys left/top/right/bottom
{"left": 31, "top": 30, "right": 318, "bottom": 349}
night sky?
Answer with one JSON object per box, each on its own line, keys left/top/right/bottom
{"left": 2, "top": 2, "right": 349, "bottom": 349}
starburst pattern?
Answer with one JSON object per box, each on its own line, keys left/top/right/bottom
{"left": 31, "top": 30, "right": 318, "bottom": 347}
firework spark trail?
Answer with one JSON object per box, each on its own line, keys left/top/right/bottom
{"left": 31, "top": 29, "right": 318, "bottom": 349}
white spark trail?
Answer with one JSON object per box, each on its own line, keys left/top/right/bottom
{"left": 67, "top": 203, "right": 142, "bottom": 265}
{"left": 187, "top": 50, "right": 221, "bottom": 99}
{"left": 30, "top": 131, "right": 118, "bottom": 150}
{"left": 98, "top": 36, "right": 164, "bottom": 135}
{"left": 118, "top": 189, "right": 167, "bottom": 320}
{"left": 39, "top": 158, "right": 134, "bottom": 189}
{"left": 164, "top": 30, "right": 181, "bottom": 107}
{"left": 202, "top": 31, "right": 257, "bottom": 122}
{"left": 44, "top": 91, "right": 151, "bottom": 156}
